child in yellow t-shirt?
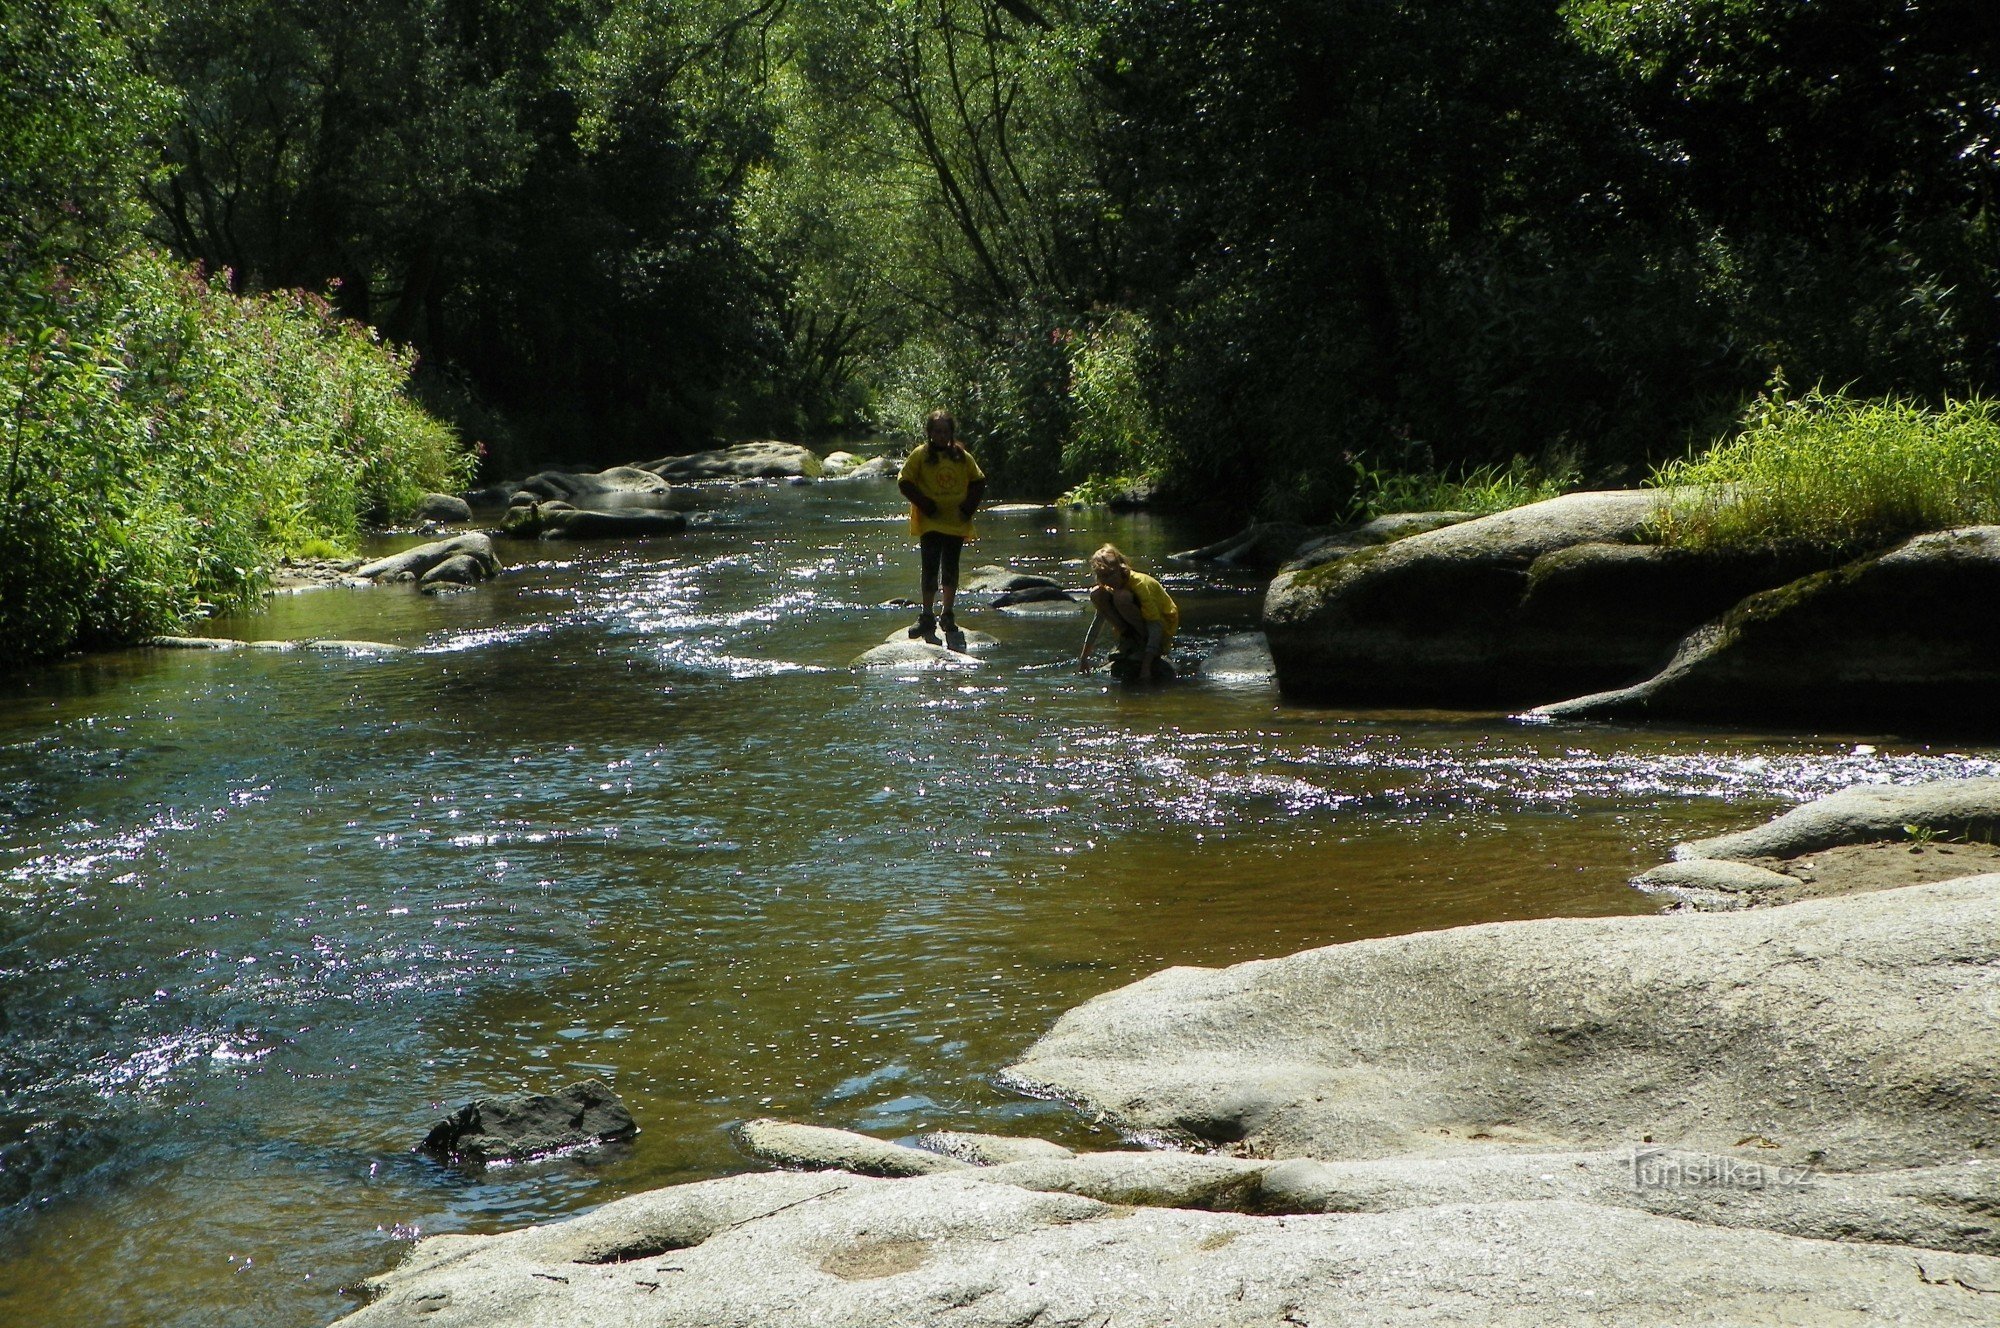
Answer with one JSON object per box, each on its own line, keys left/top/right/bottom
{"left": 897, "top": 410, "right": 986, "bottom": 646}
{"left": 1077, "top": 543, "right": 1179, "bottom": 682}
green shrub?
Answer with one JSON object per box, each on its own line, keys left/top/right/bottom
{"left": 1, "top": 250, "right": 473, "bottom": 665}
{"left": 1346, "top": 453, "right": 1579, "bottom": 522}
{"left": 1649, "top": 386, "right": 2000, "bottom": 554}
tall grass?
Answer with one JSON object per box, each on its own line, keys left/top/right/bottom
{"left": 1, "top": 250, "right": 473, "bottom": 665}
{"left": 1347, "top": 453, "right": 1580, "bottom": 522}
{"left": 1650, "top": 388, "right": 2000, "bottom": 554}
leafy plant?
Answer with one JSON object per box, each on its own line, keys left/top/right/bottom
{"left": 1649, "top": 384, "right": 2000, "bottom": 554}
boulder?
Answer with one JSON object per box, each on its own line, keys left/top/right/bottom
{"left": 416, "top": 493, "right": 473, "bottom": 522}
{"left": 1678, "top": 777, "right": 2000, "bottom": 863}
{"left": 960, "top": 565, "right": 1063, "bottom": 595}
{"left": 1002, "top": 872, "right": 2000, "bottom": 1174}
{"left": 332, "top": 1169, "right": 2000, "bottom": 1328}
{"left": 820, "top": 451, "right": 861, "bottom": 477}
{"left": 352, "top": 534, "right": 500, "bottom": 586}
{"left": 419, "top": 553, "right": 487, "bottom": 587}
{"left": 641, "top": 441, "right": 823, "bottom": 482}
{"left": 508, "top": 466, "right": 677, "bottom": 509}
{"left": 823, "top": 455, "right": 898, "bottom": 482}
{"left": 1533, "top": 526, "right": 2000, "bottom": 733}
{"left": 420, "top": 1078, "right": 636, "bottom": 1166}
{"left": 1261, "top": 489, "right": 1828, "bottom": 706}
{"left": 877, "top": 624, "right": 999, "bottom": 652}
{"left": 499, "top": 502, "right": 688, "bottom": 540}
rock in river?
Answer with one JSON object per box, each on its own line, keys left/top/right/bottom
{"left": 641, "top": 441, "right": 823, "bottom": 481}
{"left": 421, "top": 1078, "right": 636, "bottom": 1166}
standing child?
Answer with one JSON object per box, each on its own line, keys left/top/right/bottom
{"left": 1077, "top": 544, "right": 1179, "bottom": 682}
{"left": 898, "top": 410, "right": 986, "bottom": 648}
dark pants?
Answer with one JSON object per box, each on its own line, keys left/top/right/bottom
{"left": 920, "top": 531, "right": 965, "bottom": 598}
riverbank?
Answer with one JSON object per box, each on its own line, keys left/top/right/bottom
{"left": 333, "top": 777, "right": 2000, "bottom": 1327}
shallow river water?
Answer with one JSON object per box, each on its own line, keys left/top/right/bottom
{"left": 4, "top": 476, "right": 1998, "bottom": 1328}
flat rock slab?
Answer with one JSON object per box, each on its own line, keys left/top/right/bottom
{"left": 733, "top": 1120, "right": 969, "bottom": 1177}
{"left": 1004, "top": 873, "right": 2000, "bottom": 1174}
{"left": 852, "top": 640, "right": 984, "bottom": 668}
{"left": 333, "top": 1170, "right": 2000, "bottom": 1328}
{"left": 1677, "top": 777, "right": 2000, "bottom": 861}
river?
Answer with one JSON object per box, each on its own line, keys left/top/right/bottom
{"left": 4, "top": 474, "right": 1996, "bottom": 1328}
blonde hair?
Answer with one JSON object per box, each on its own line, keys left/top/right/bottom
{"left": 1090, "top": 544, "right": 1131, "bottom": 579}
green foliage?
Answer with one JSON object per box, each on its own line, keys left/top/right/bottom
{"left": 1650, "top": 386, "right": 2000, "bottom": 555}
{"left": 0, "top": 0, "right": 167, "bottom": 270}
{"left": 1056, "top": 472, "right": 1149, "bottom": 508}
{"left": 0, "top": 251, "right": 472, "bottom": 666}
{"left": 1347, "top": 454, "right": 1581, "bottom": 522}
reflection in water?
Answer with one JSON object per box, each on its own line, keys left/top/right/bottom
{"left": 2, "top": 481, "right": 1996, "bottom": 1328}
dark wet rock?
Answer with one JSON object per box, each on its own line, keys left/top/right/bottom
{"left": 1003, "top": 871, "right": 2000, "bottom": 1176}
{"left": 499, "top": 502, "right": 688, "bottom": 539}
{"left": 1260, "top": 490, "right": 1833, "bottom": 707}
{"left": 419, "top": 553, "right": 487, "bottom": 587}
{"left": 334, "top": 1169, "right": 2000, "bottom": 1328}
{"left": 416, "top": 493, "right": 473, "bottom": 522}
{"left": 420, "top": 1078, "right": 636, "bottom": 1166}
{"left": 732, "top": 1120, "right": 970, "bottom": 1177}
{"left": 354, "top": 534, "right": 500, "bottom": 586}
{"left": 961, "top": 567, "right": 1075, "bottom": 607}
{"left": 641, "top": 441, "right": 823, "bottom": 481}
{"left": 1533, "top": 526, "right": 2000, "bottom": 733}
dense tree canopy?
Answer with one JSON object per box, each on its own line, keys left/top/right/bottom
{"left": 6, "top": 0, "right": 1998, "bottom": 515}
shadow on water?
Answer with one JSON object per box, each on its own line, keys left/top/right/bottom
{"left": 3, "top": 481, "right": 1997, "bottom": 1328}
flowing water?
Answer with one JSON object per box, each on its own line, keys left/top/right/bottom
{"left": 4, "top": 475, "right": 1997, "bottom": 1328}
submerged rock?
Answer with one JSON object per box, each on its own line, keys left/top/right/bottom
{"left": 1196, "top": 631, "right": 1276, "bottom": 683}
{"left": 851, "top": 638, "right": 986, "bottom": 670}
{"left": 420, "top": 1078, "right": 636, "bottom": 1166}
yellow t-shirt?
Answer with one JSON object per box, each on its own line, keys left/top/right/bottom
{"left": 1129, "top": 571, "right": 1179, "bottom": 642}
{"left": 900, "top": 444, "right": 986, "bottom": 538}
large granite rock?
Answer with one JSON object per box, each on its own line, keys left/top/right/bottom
{"left": 1260, "top": 490, "right": 1832, "bottom": 706}
{"left": 420, "top": 1079, "right": 636, "bottom": 1166}
{"left": 333, "top": 1168, "right": 2000, "bottom": 1328}
{"left": 353, "top": 534, "right": 500, "bottom": 586}
{"left": 1534, "top": 526, "right": 2000, "bottom": 732}
{"left": 641, "top": 441, "right": 823, "bottom": 481}
{"left": 1003, "top": 871, "right": 2000, "bottom": 1175}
